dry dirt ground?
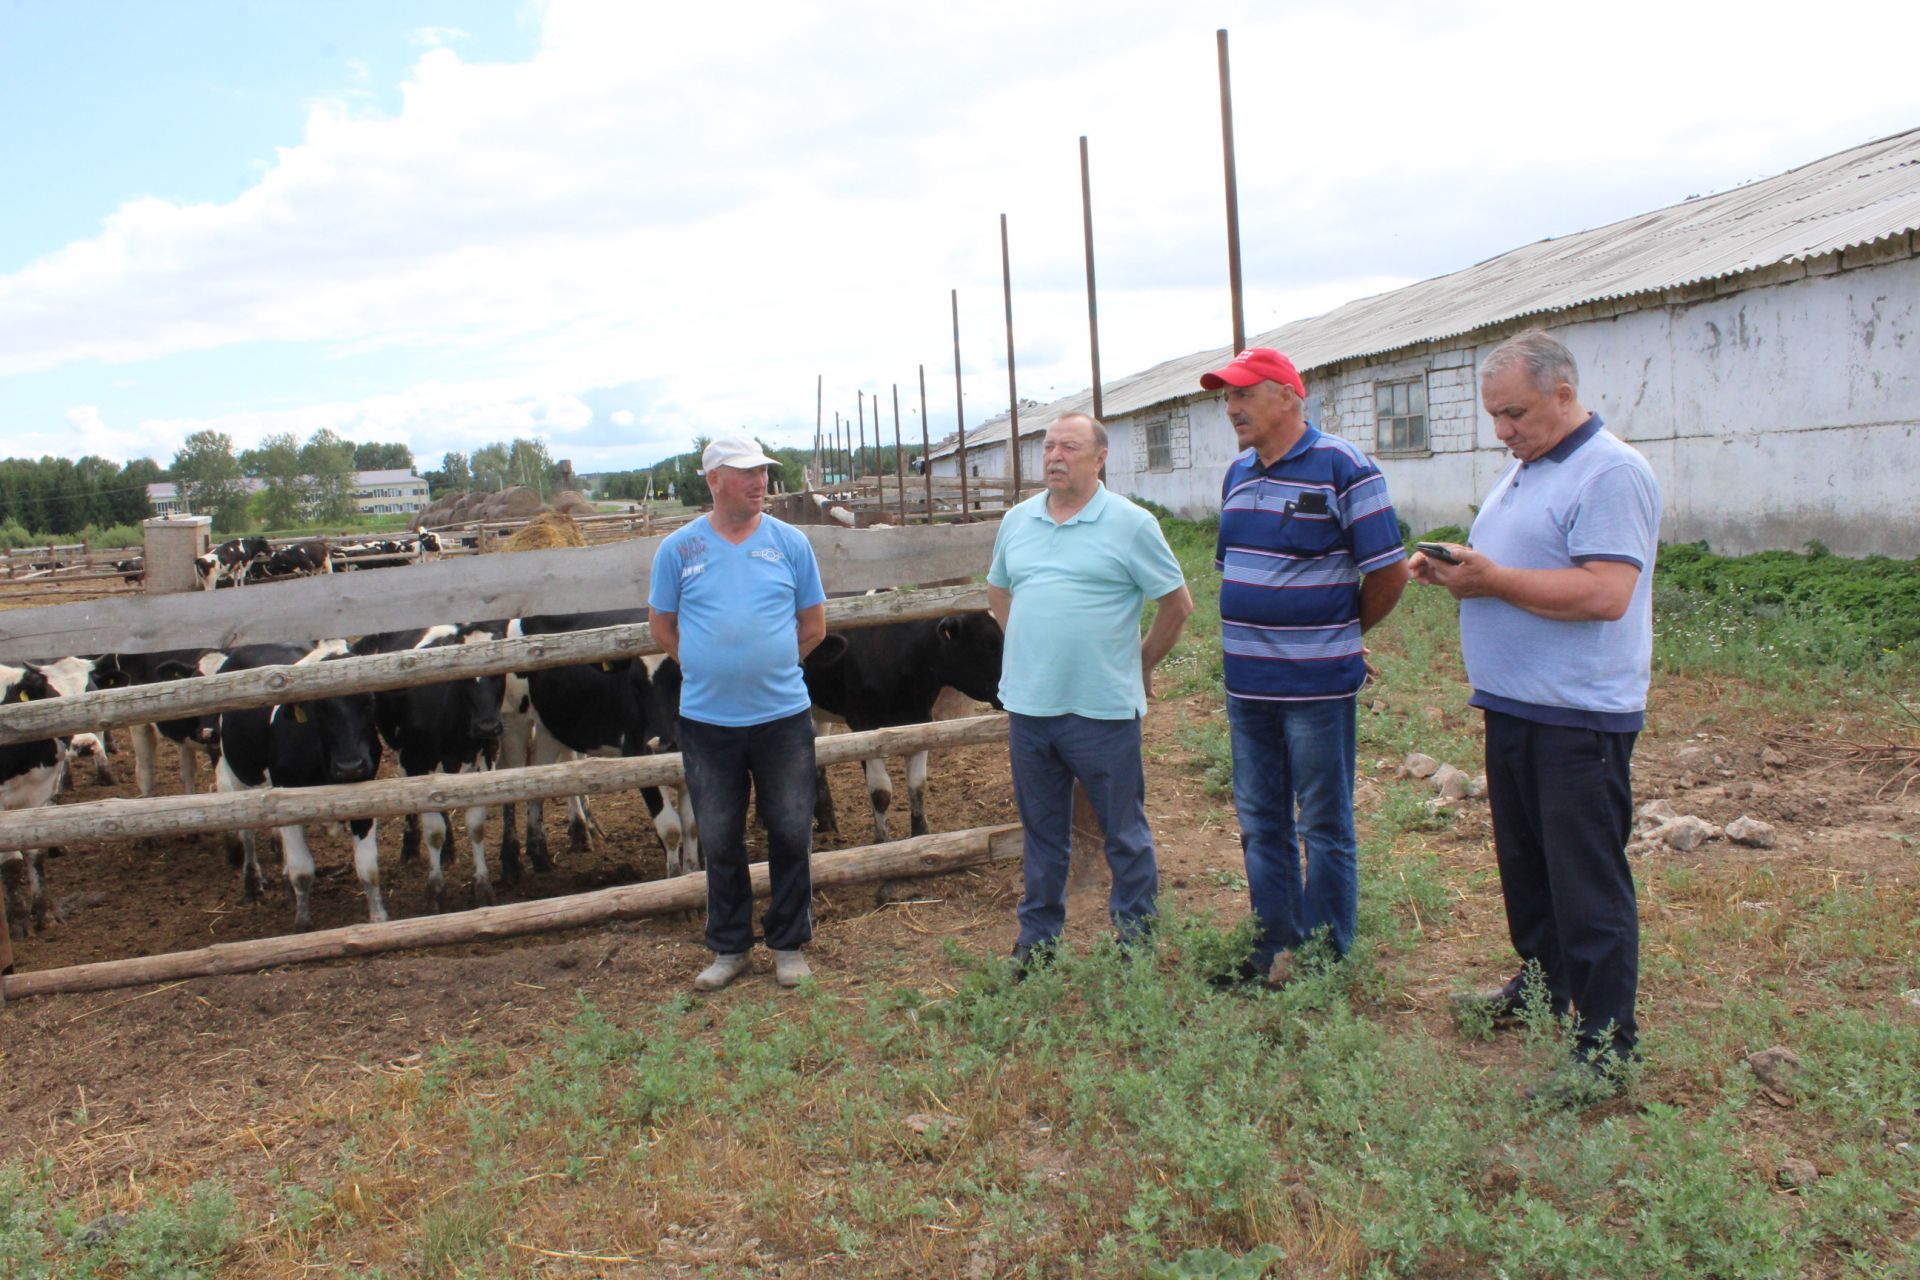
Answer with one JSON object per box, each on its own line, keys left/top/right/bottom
{"left": 2, "top": 664, "right": 1917, "bottom": 1269}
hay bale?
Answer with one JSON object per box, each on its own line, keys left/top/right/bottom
{"left": 500, "top": 510, "right": 588, "bottom": 551}
{"left": 550, "top": 488, "right": 598, "bottom": 517}
{"left": 483, "top": 486, "right": 546, "bottom": 520}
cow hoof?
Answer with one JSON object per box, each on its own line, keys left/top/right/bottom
{"left": 425, "top": 882, "right": 444, "bottom": 914}
{"left": 472, "top": 880, "right": 496, "bottom": 908}
{"left": 567, "top": 818, "right": 591, "bottom": 854}
{"left": 500, "top": 855, "right": 522, "bottom": 886}
{"left": 910, "top": 816, "right": 931, "bottom": 838}
{"left": 526, "top": 833, "right": 553, "bottom": 874}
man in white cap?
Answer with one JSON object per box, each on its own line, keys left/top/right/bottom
{"left": 649, "top": 436, "right": 827, "bottom": 991}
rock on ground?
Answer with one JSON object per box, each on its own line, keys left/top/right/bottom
{"left": 1746, "top": 1045, "right": 1802, "bottom": 1093}
{"left": 1403, "top": 752, "right": 1440, "bottom": 779}
{"left": 1725, "top": 815, "right": 1777, "bottom": 848}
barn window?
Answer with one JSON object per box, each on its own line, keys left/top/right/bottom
{"left": 1144, "top": 417, "right": 1172, "bottom": 472}
{"left": 1375, "top": 377, "right": 1428, "bottom": 453}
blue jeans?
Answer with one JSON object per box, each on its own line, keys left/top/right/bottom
{"left": 1227, "top": 694, "right": 1359, "bottom": 963}
{"left": 1008, "top": 712, "right": 1159, "bottom": 948}
{"left": 677, "top": 709, "right": 817, "bottom": 955}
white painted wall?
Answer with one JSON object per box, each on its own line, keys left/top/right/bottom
{"left": 1103, "top": 252, "right": 1920, "bottom": 557}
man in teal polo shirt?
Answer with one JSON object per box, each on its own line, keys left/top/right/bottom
{"left": 987, "top": 412, "right": 1193, "bottom": 972}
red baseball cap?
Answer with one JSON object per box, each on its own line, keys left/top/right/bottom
{"left": 1199, "top": 347, "right": 1306, "bottom": 397}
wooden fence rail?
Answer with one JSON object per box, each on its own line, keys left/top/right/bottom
{"left": 0, "top": 714, "right": 1006, "bottom": 852}
{"left": 0, "top": 822, "right": 1023, "bottom": 1002}
{"left": 0, "top": 520, "right": 1000, "bottom": 664}
{"left": 0, "top": 584, "right": 986, "bottom": 746}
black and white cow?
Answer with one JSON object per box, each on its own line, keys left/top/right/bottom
{"left": 250, "top": 539, "right": 333, "bottom": 582}
{"left": 94, "top": 650, "right": 226, "bottom": 799}
{"left": 356, "top": 625, "right": 505, "bottom": 910}
{"left": 803, "top": 612, "right": 1003, "bottom": 841}
{"left": 512, "top": 611, "right": 697, "bottom": 878}
{"left": 1, "top": 663, "right": 66, "bottom": 937}
{"left": 28, "top": 656, "right": 116, "bottom": 789}
{"left": 213, "top": 641, "right": 384, "bottom": 929}
{"left": 194, "top": 536, "right": 273, "bottom": 590}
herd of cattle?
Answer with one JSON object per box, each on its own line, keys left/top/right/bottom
{"left": 95, "top": 532, "right": 457, "bottom": 589}
{"left": 0, "top": 604, "right": 1004, "bottom": 948}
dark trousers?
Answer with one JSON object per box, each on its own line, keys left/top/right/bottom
{"left": 1483, "top": 710, "right": 1640, "bottom": 1060}
{"left": 678, "top": 709, "right": 816, "bottom": 955}
{"left": 1007, "top": 712, "right": 1160, "bottom": 948}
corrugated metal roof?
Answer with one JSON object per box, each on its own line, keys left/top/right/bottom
{"left": 932, "top": 125, "right": 1920, "bottom": 458}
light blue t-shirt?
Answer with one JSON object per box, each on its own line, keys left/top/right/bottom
{"left": 647, "top": 514, "right": 826, "bottom": 727}
{"left": 1460, "top": 416, "right": 1661, "bottom": 732}
{"left": 987, "top": 485, "right": 1187, "bottom": 720}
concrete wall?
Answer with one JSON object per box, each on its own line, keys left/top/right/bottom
{"left": 1102, "top": 251, "right": 1920, "bottom": 557}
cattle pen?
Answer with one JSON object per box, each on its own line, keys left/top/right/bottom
{"left": 0, "top": 515, "right": 1060, "bottom": 1005}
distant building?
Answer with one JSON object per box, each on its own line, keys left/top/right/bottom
{"left": 148, "top": 469, "right": 431, "bottom": 519}
{"left": 931, "top": 127, "right": 1920, "bottom": 557}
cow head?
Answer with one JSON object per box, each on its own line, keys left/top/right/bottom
{"left": 1, "top": 664, "right": 57, "bottom": 706}
{"left": 302, "top": 692, "right": 381, "bottom": 785}
{"left": 935, "top": 613, "right": 1004, "bottom": 709}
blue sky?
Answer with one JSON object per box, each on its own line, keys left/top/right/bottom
{"left": 2, "top": 0, "right": 1915, "bottom": 476}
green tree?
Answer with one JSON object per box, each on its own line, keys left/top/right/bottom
{"left": 113, "top": 457, "right": 162, "bottom": 525}
{"left": 353, "top": 441, "right": 415, "bottom": 471}
{"left": 470, "top": 443, "right": 510, "bottom": 492}
{"left": 171, "top": 431, "right": 251, "bottom": 532}
{"left": 506, "top": 437, "right": 557, "bottom": 496}
{"left": 301, "top": 428, "right": 359, "bottom": 524}
{"left": 241, "top": 432, "right": 308, "bottom": 528}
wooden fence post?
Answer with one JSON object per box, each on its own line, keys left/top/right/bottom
{"left": 1067, "top": 782, "right": 1107, "bottom": 892}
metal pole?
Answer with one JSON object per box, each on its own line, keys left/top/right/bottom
{"left": 815, "top": 374, "right": 823, "bottom": 487}
{"left": 951, "top": 289, "right": 970, "bottom": 522}
{"left": 918, "top": 363, "right": 932, "bottom": 524}
{"left": 1217, "top": 28, "right": 1246, "bottom": 354}
{"left": 834, "top": 411, "right": 843, "bottom": 487}
{"left": 892, "top": 383, "right": 907, "bottom": 526}
{"left": 856, "top": 391, "right": 866, "bottom": 490}
{"left": 1000, "top": 213, "right": 1021, "bottom": 507}
{"left": 1080, "top": 136, "right": 1105, "bottom": 425}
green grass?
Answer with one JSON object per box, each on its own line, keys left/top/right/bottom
{"left": 3, "top": 516, "right": 1916, "bottom": 1276}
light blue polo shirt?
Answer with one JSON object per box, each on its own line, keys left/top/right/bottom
{"left": 1460, "top": 415, "right": 1661, "bottom": 732}
{"left": 647, "top": 514, "right": 826, "bottom": 727}
{"left": 987, "top": 485, "right": 1187, "bottom": 720}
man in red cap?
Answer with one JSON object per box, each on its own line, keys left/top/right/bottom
{"left": 1201, "top": 348, "right": 1409, "bottom": 985}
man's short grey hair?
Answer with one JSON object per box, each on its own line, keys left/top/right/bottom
{"left": 1050, "top": 412, "right": 1108, "bottom": 451}
{"left": 1480, "top": 330, "right": 1579, "bottom": 396}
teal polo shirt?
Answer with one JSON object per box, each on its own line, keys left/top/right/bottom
{"left": 986, "top": 485, "right": 1187, "bottom": 720}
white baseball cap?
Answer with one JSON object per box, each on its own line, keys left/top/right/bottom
{"left": 702, "top": 435, "right": 780, "bottom": 472}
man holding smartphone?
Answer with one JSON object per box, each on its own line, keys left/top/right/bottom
{"left": 1410, "top": 330, "right": 1660, "bottom": 1104}
{"left": 1203, "top": 348, "right": 1409, "bottom": 986}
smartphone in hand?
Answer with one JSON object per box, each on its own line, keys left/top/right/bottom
{"left": 1415, "top": 541, "right": 1463, "bottom": 564}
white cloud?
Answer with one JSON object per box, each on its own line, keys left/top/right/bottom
{"left": 609, "top": 409, "right": 635, "bottom": 427}
{"left": 3, "top": 0, "right": 1915, "bottom": 469}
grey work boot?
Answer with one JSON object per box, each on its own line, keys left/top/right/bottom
{"left": 772, "top": 949, "right": 813, "bottom": 988}
{"left": 693, "top": 951, "right": 750, "bottom": 992}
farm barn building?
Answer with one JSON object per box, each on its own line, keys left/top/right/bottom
{"left": 929, "top": 126, "right": 1920, "bottom": 557}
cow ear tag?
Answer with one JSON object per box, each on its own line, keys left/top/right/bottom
{"left": 294, "top": 704, "right": 308, "bottom": 723}
{"left": 15, "top": 690, "right": 26, "bottom": 702}
{"left": 600, "top": 661, "right": 613, "bottom": 672}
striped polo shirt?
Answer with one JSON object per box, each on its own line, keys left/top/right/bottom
{"left": 1216, "top": 425, "right": 1406, "bottom": 701}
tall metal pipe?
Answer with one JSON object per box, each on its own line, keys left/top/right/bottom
{"left": 1000, "top": 213, "right": 1021, "bottom": 504}
{"left": 892, "top": 384, "right": 907, "bottom": 526}
{"left": 918, "top": 364, "right": 932, "bottom": 524}
{"left": 815, "top": 373, "right": 823, "bottom": 486}
{"left": 1080, "top": 136, "right": 1104, "bottom": 424}
{"left": 951, "top": 289, "right": 970, "bottom": 522}
{"left": 1217, "top": 28, "right": 1246, "bottom": 354}
{"left": 856, "top": 391, "right": 867, "bottom": 487}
